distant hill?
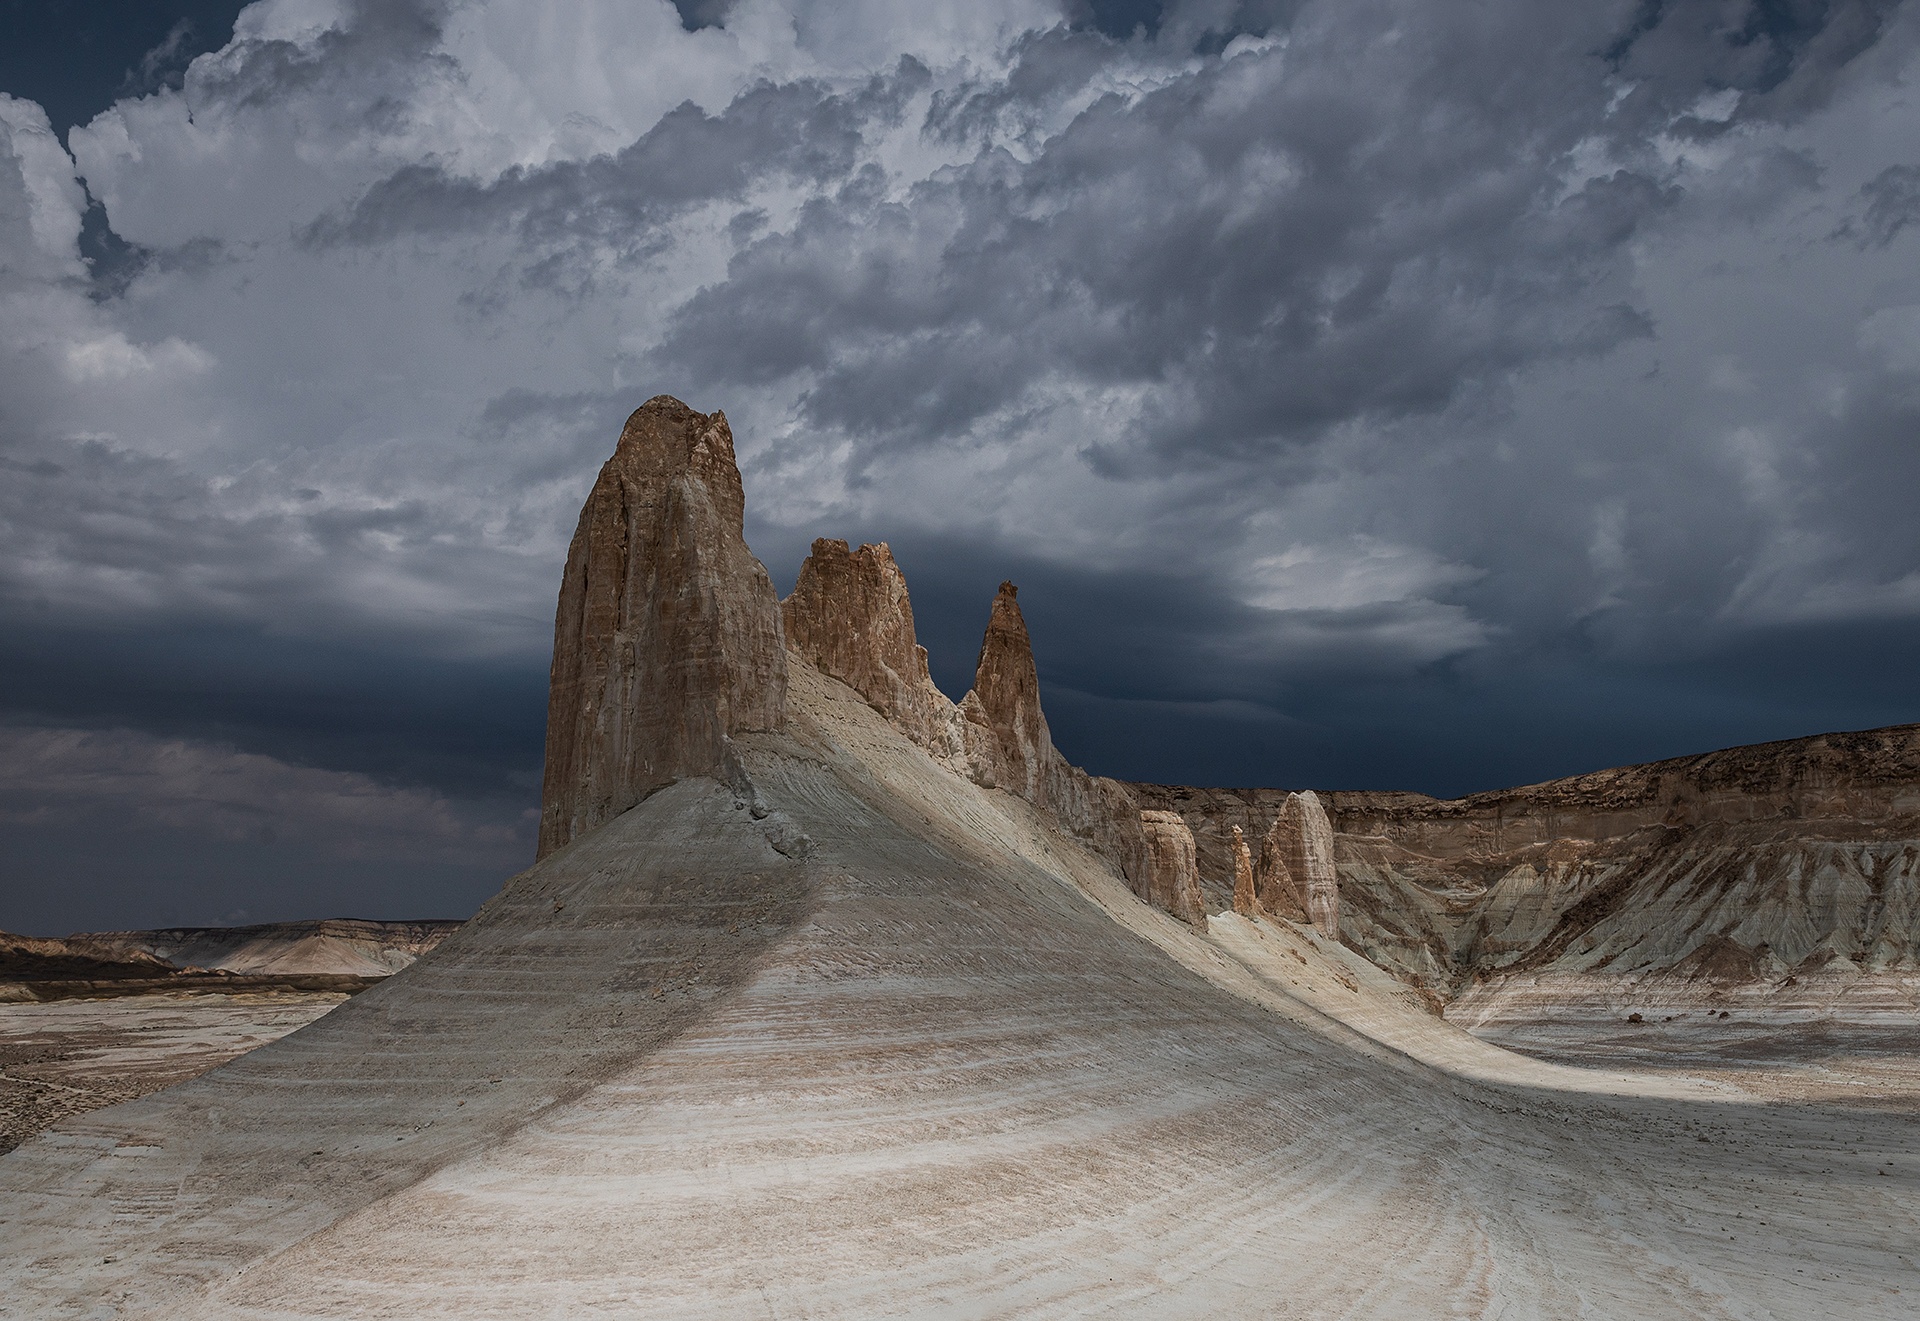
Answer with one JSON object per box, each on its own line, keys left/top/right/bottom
{"left": 0, "top": 919, "right": 462, "bottom": 1001}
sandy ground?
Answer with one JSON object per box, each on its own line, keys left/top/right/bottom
{"left": 0, "top": 994, "right": 344, "bottom": 1156}
{"left": 4, "top": 662, "right": 1917, "bottom": 1319}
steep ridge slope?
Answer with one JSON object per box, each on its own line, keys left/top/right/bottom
{"left": 4, "top": 396, "right": 1916, "bottom": 1317}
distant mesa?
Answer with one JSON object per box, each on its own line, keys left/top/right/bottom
{"left": 0, "top": 920, "right": 458, "bottom": 1002}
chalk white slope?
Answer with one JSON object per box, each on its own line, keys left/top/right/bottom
{"left": 3, "top": 659, "right": 1916, "bottom": 1318}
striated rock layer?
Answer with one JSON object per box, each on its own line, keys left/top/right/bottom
{"left": 539, "top": 397, "right": 787, "bottom": 857}
{"left": 1134, "top": 723, "right": 1920, "bottom": 1003}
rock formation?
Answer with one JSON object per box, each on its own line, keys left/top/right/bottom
{"left": 1255, "top": 812, "right": 1304, "bottom": 922}
{"left": 779, "top": 538, "right": 1158, "bottom": 916}
{"left": 1256, "top": 791, "right": 1339, "bottom": 934}
{"left": 539, "top": 397, "right": 787, "bottom": 857}
{"left": 780, "top": 539, "right": 956, "bottom": 756}
{"left": 1138, "top": 811, "right": 1208, "bottom": 927}
{"left": 1133, "top": 722, "right": 1920, "bottom": 997}
{"left": 969, "top": 583, "right": 1052, "bottom": 805}
{"left": 14, "top": 394, "right": 1920, "bottom": 1317}
{"left": 1231, "top": 826, "right": 1256, "bottom": 916}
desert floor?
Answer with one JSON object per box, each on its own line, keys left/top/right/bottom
{"left": 0, "top": 993, "right": 344, "bottom": 1156}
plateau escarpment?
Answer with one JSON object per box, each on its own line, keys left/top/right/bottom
{"left": 1133, "top": 724, "right": 1920, "bottom": 1017}
{"left": 5, "top": 395, "right": 1917, "bottom": 1320}
{"left": 0, "top": 920, "right": 458, "bottom": 1002}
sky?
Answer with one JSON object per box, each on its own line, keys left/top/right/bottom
{"left": 2, "top": 0, "right": 1918, "bottom": 934}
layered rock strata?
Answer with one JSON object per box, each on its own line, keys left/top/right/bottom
{"left": 539, "top": 398, "right": 787, "bottom": 856}
{"left": 1138, "top": 811, "right": 1208, "bottom": 927}
{"left": 1133, "top": 722, "right": 1920, "bottom": 998}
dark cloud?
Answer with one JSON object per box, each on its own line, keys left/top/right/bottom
{"left": 2, "top": 0, "right": 1919, "bottom": 933}
{"left": 663, "top": 7, "right": 1681, "bottom": 470}
{"left": 304, "top": 65, "right": 928, "bottom": 260}
{"left": 1855, "top": 162, "right": 1920, "bottom": 244}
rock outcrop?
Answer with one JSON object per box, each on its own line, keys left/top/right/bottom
{"left": 780, "top": 540, "right": 955, "bottom": 756}
{"left": 1231, "top": 826, "right": 1256, "bottom": 917}
{"left": 969, "top": 583, "right": 1052, "bottom": 804}
{"left": 779, "top": 539, "right": 1158, "bottom": 916}
{"left": 1255, "top": 790, "right": 1340, "bottom": 934}
{"left": 1133, "top": 722, "right": 1920, "bottom": 996}
{"left": 1139, "top": 812, "right": 1208, "bottom": 927}
{"left": 539, "top": 397, "right": 787, "bottom": 857}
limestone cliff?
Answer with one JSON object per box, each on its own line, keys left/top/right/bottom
{"left": 1139, "top": 812, "right": 1208, "bottom": 927}
{"left": 780, "top": 540, "right": 956, "bottom": 757}
{"left": 1133, "top": 722, "right": 1920, "bottom": 998}
{"left": 969, "top": 583, "right": 1052, "bottom": 805}
{"left": 1231, "top": 826, "right": 1256, "bottom": 917}
{"left": 1257, "top": 791, "right": 1339, "bottom": 938}
{"left": 539, "top": 397, "right": 787, "bottom": 857}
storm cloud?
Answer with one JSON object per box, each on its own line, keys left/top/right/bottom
{"left": 2, "top": 0, "right": 1919, "bottom": 931}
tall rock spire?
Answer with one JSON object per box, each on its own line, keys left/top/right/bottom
{"left": 1258, "top": 791, "right": 1340, "bottom": 936}
{"left": 781, "top": 539, "right": 954, "bottom": 755}
{"left": 971, "top": 582, "right": 1052, "bottom": 807}
{"left": 538, "top": 397, "right": 787, "bottom": 857}
{"left": 1232, "top": 825, "right": 1257, "bottom": 917}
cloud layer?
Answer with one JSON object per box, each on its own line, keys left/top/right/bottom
{"left": 3, "top": 0, "right": 1920, "bottom": 929}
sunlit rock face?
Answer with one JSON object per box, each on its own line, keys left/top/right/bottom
{"left": 1138, "top": 811, "right": 1208, "bottom": 928}
{"left": 1232, "top": 826, "right": 1257, "bottom": 918}
{"left": 969, "top": 582, "right": 1053, "bottom": 806}
{"left": 538, "top": 397, "right": 787, "bottom": 857}
{"left": 781, "top": 539, "right": 955, "bottom": 757}
{"left": 781, "top": 539, "right": 1159, "bottom": 914}
{"left": 1135, "top": 725, "right": 1920, "bottom": 1002}
{"left": 1253, "top": 792, "right": 1339, "bottom": 935}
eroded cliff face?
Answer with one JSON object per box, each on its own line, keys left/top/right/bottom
{"left": 779, "top": 541, "right": 1160, "bottom": 912}
{"left": 1134, "top": 723, "right": 1920, "bottom": 1000}
{"left": 970, "top": 584, "right": 1052, "bottom": 804}
{"left": 1139, "top": 812, "right": 1208, "bottom": 927}
{"left": 535, "top": 405, "right": 1169, "bottom": 918}
{"left": 539, "top": 398, "right": 787, "bottom": 857}
{"left": 780, "top": 539, "right": 955, "bottom": 756}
